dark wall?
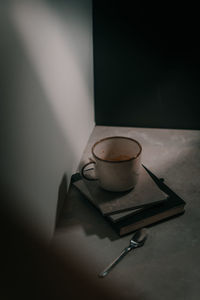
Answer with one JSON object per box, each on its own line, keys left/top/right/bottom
{"left": 93, "top": 1, "right": 200, "bottom": 129}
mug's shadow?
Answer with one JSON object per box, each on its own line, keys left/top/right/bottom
{"left": 56, "top": 174, "right": 120, "bottom": 241}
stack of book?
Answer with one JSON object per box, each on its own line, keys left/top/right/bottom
{"left": 71, "top": 165, "right": 185, "bottom": 236}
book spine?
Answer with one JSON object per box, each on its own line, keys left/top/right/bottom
{"left": 118, "top": 205, "right": 185, "bottom": 236}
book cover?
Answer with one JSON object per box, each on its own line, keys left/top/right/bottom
{"left": 72, "top": 165, "right": 167, "bottom": 216}
{"left": 109, "top": 195, "right": 185, "bottom": 236}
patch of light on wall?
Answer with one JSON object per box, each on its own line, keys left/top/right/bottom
{"left": 11, "top": 0, "right": 94, "bottom": 167}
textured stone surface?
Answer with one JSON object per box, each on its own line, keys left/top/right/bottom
{"left": 54, "top": 126, "right": 200, "bottom": 300}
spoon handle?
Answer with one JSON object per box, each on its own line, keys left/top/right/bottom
{"left": 98, "top": 246, "right": 133, "bottom": 278}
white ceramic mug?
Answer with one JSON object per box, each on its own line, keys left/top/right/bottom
{"left": 81, "top": 136, "right": 142, "bottom": 192}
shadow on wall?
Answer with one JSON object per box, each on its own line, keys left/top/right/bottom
{"left": 1, "top": 19, "right": 75, "bottom": 239}
{"left": 55, "top": 174, "right": 68, "bottom": 228}
{"left": 0, "top": 0, "right": 94, "bottom": 240}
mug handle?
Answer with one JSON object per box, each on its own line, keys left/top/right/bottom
{"left": 81, "top": 160, "right": 98, "bottom": 181}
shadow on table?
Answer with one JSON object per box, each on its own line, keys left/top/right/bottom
{"left": 56, "top": 176, "right": 120, "bottom": 241}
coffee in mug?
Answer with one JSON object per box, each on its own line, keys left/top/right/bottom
{"left": 81, "top": 136, "right": 142, "bottom": 192}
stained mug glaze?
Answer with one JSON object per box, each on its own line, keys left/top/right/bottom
{"left": 81, "top": 136, "right": 142, "bottom": 192}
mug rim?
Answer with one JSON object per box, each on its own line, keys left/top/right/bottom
{"left": 92, "top": 136, "right": 142, "bottom": 163}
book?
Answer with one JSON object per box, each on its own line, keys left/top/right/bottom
{"left": 110, "top": 195, "right": 185, "bottom": 236}
{"left": 71, "top": 166, "right": 186, "bottom": 236}
{"left": 72, "top": 165, "right": 168, "bottom": 217}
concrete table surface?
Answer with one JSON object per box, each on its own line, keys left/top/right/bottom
{"left": 54, "top": 126, "right": 200, "bottom": 300}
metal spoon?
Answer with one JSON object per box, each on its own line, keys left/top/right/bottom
{"left": 98, "top": 228, "right": 148, "bottom": 278}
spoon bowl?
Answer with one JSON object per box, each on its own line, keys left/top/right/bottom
{"left": 130, "top": 228, "right": 148, "bottom": 248}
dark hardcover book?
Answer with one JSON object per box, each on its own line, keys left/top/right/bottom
{"left": 71, "top": 166, "right": 186, "bottom": 236}
{"left": 109, "top": 195, "right": 185, "bottom": 236}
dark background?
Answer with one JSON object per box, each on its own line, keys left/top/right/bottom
{"left": 93, "top": 1, "right": 200, "bottom": 129}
